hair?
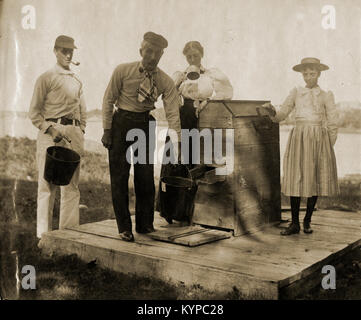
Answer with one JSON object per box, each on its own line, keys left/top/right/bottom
{"left": 183, "top": 41, "right": 204, "bottom": 57}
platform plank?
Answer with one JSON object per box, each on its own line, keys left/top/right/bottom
{"left": 70, "top": 222, "right": 298, "bottom": 281}
{"left": 149, "top": 226, "right": 231, "bottom": 247}
{"left": 282, "top": 211, "right": 361, "bottom": 230}
{"left": 39, "top": 209, "right": 361, "bottom": 299}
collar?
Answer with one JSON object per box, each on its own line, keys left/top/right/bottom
{"left": 139, "top": 61, "right": 158, "bottom": 75}
{"left": 299, "top": 85, "right": 321, "bottom": 96}
{"left": 54, "top": 63, "right": 74, "bottom": 75}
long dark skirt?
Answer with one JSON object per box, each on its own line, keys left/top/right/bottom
{"left": 156, "top": 99, "right": 198, "bottom": 224}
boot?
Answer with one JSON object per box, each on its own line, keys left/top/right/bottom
{"left": 303, "top": 220, "right": 313, "bottom": 234}
{"left": 281, "top": 223, "right": 300, "bottom": 235}
{"left": 303, "top": 196, "right": 317, "bottom": 234}
{"left": 281, "top": 197, "right": 300, "bottom": 236}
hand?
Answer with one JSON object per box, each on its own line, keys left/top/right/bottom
{"left": 101, "top": 129, "right": 112, "bottom": 150}
{"left": 261, "top": 103, "right": 276, "bottom": 117}
{"left": 47, "top": 126, "right": 64, "bottom": 143}
{"left": 195, "top": 99, "right": 209, "bottom": 118}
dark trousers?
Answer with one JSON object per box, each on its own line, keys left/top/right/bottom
{"left": 109, "top": 109, "right": 155, "bottom": 233}
{"left": 180, "top": 99, "right": 199, "bottom": 166}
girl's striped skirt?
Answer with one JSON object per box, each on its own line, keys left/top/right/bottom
{"left": 282, "top": 120, "right": 339, "bottom": 197}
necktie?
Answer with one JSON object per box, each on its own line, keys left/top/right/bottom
{"left": 137, "top": 68, "right": 158, "bottom": 103}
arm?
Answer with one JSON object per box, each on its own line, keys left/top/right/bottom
{"left": 162, "top": 77, "right": 182, "bottom": 142}
{"left": 172, "top": 71, "right": 186, "bottom": 90}
{"left": 102, "top": 66, "right": 123, "bottom": 130}
{"left": 79, "top": 92, "right": 87, "bottom": 133}
{"left": 270, "top": 87, "right": 297, "bottom": 122}
{"left": 208, "top": 68, "right": 233, "bottom": 100}
{"left": 101, "top": 66, "right": 123, "bottom": 149}
{"left": 29, "top": 74, "right": 52, "bottom": 133}
{"left": 324, "top": 91, "right": 338, "bottom": 146}
{"left": 29, "top": 73, "right": 64, "bottom": 142}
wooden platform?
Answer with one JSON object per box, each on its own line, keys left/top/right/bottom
{"left": 38, "top": 209, "right": 361, "bottom": 299}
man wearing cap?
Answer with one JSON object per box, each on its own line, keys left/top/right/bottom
{"left": 102, "top": 31, "right": 181, "bottom": 242}
{"left": 29, "top": 35, "right": 87, "bottom": 238}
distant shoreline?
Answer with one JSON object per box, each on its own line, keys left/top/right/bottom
{"left": 1, "top": 111, "right": 361, "bottom": 135}
{"left": 279, "top": 125, "right": 361, "bottom": 134}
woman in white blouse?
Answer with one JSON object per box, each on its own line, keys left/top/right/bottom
{"left": 263, "top": 57, "right": 339, "bottom": 236}
{"left": 173, "top": 41, "right": 233, "bottom": 132}
{"left": 157, "top": 41, "right": 233, "bottom": 225}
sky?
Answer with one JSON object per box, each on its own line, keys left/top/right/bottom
{"left": 0, "top": 0, "right": 360, "bottom": 111}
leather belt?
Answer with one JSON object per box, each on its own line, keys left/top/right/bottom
{"left": 115, "top": 108, "right": 151, "bottom": 122}
{"left": 46, "top": 117, "right": 80, "bottom": 126}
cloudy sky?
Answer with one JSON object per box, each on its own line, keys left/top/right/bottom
{"left": 0, "top": 0, "right": 360, "bottom": 111}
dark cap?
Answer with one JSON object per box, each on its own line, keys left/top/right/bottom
{"left": 54, "top": 35, "right": 77, "bottom": 49}
{"left": 143, "top": 32, "right": 168, "bottom": 49}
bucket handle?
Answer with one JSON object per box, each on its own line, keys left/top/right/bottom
{"left": 52, "top": 135, "right": 73, "bottom": 157}
{"left": 163, "top": 164, "right": 195, "bottom": 190}
{"left": 176, "top": 165, "right": 195, "bottom": 189}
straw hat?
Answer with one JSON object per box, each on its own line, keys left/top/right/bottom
{"left": 292, "top": 57, "right": 329, "bottom": 72}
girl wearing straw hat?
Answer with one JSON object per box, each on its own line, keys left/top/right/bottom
{"left": 263, "top": 57, "right": 339, "bottom": 235}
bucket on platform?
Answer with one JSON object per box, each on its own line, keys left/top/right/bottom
{"left": 44, "top": 146, "right": 80, "bottom": 186}
{"left": 159, "top": 165, "right": 198, "bottom": 223}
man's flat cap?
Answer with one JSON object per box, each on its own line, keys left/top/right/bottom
{"left": 54, "top": 35, "right": 77, "bottom": 49}
{"left": 143, "top": 32, "right": 168, "bottom": 49}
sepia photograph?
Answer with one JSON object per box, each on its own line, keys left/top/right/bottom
{"left": 0, "top": 0, "right": 360, "bottom": 307}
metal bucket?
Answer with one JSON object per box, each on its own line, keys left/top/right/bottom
{"left": 44, "top": 146, "right": 80, "bottom": 186}
{"left": 159, "top": 165, "right": 198, "bottom": 223}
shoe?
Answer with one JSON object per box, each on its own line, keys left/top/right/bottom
{"left": 280, "top": 223, "right": 300, "bottom": 236}
{"left": 119, "top": 231, "right": 134, "bottom": 242}
{"left": 303, "top": 221, "right": 313, "bottom": 234}
{"left": 136, "top": 226, "right": 155, "bottom": 234}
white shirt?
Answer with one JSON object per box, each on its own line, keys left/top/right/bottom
{"left": 173, "top": 65, "right": 233, "bottom": 101}
{"left": 29, "top": 64, "right": 87, "bottom": 133}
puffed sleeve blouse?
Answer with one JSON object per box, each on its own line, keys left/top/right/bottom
{"left": 172, "top": 65, "right": 233, "bottom": 101}
{"left": 271, "top": 86, "right": 338, "bottom": 145}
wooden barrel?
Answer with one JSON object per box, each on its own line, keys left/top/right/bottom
{"left": 192, "top": 100, "right": 281, "bottom": 236}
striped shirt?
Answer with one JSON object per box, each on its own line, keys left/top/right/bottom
{"left": 102, "top": 61, "right": 181, "bottom": 137}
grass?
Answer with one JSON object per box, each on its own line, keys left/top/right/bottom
{"left": 1, "top": 136, "right": 360, "bottom": 300}
{"left": 0, "top": 178, "right": 232, "bottom": 300}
